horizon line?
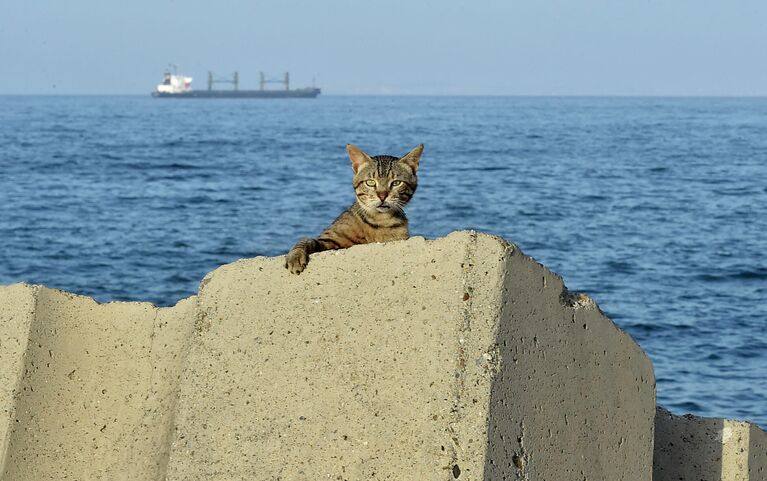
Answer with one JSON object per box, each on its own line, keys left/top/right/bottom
{"left": 2, "top": 92, "right": 767, "bottom": 99}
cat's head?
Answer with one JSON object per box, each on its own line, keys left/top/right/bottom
{"left": 347, "top": 144, "right": 423, "bottom": 214}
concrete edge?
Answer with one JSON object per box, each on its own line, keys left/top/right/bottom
{"left": 0, "top": 283, "right": 38, "bottom": 475}
{"left": 654, "top": 405, "right": 767, "bottom": 480}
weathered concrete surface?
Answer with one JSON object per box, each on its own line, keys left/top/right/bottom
{"left": 0, "top": 231, "right": 661, "bottom": 480}
{"left": 6, "top": 231, "right": 767, "bottom": 480}
{"left": 166, "top": 231, "right": 655, "bottom": 480}
{"left": 0, "top": 284, "right": 36, "bottom": 470}
{"left": 654, "top": 406, "right": 767, "bottom": 481}
{"left": 0, "top": 285, "right": 196, "bottom": 481}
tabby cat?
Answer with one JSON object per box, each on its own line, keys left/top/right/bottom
{"left": 285, "top": 143, "right": 423, "bottom": 274}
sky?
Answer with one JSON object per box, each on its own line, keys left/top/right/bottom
{"left": 1, "top": 0, "right": 766, "bottom": 96}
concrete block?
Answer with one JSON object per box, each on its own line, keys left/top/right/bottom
{"left": 654, "top": 406, "right": 767, "bottom": 481}
{"left": 0, "top": 284, "right": 37, "bottom": 472}
{"left": 0, "top": 287, "right": 196, "bottom": 481}
{"left": 166, "top": 231, "right": 655, "bottom": 480}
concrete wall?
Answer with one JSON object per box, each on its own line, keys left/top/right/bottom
{"left": 0, "top": 285, "right": 196, "bottom": 481}
{"left": 163, "top": 231, "right": 655, "bottom": 481}
{"left": 0, "top": 231, "right": 662, "bottom": 480}
{"left": 654, "top": 406, "right": 767, "bottom": 481}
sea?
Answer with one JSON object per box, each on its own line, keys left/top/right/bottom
{"left": 1, "top": 95, "right": 765, "bottom": 428}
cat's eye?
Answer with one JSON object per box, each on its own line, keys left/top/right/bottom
{"left": 391, "top": 180, "right": 402, "bottom": 187}
{"left": 365, "top": 179, "right": 376, "bottom": 187}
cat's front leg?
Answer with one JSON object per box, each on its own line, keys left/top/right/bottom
{"left": 285, "top": 236, "right": 345, "bottom": 274}
{"left": 285, "top": 238, "right": 316, "bottom": 274}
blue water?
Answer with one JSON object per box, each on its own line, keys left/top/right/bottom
{"left": 1, "top": 95, "right": 765, "bottom": 428}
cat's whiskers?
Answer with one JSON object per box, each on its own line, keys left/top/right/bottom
{"left": 357, "top": 200, "right": 379, "bottom": 215}
{"left": 389, "top": 198, "right": 406, "bottom": 212}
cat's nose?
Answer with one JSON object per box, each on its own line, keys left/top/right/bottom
{"left": 377, "top": 191, "right": 388, "bottom": 201}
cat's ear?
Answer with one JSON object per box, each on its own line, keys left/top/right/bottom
{"left": 400, "top": 144, "right": 424, "bottom": 172}
{"left": 347, "top": 144, "right": 372, "bottom": 173}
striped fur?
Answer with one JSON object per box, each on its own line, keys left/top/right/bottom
{"left": 285, "top": 143, "right": 423, "bottom": 274}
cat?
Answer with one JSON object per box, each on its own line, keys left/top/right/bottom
{"left": 285, "top": 143, "right": 424, "bottom": 274}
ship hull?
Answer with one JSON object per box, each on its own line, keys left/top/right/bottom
{"left": 151, "top": 88, "right": 320, "bottom": 99}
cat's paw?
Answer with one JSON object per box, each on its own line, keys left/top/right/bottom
{"left": 285, "top": 247, "right": 309, "bottom": 274}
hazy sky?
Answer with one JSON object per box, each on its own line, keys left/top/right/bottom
{"left": 2, "top": 0, "right": 766, "bottom": 95}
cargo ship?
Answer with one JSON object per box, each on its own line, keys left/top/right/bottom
{"left": 151, "top": 67, "right": 320, "bottom": 99}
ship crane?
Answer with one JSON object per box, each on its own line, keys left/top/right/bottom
{"left": 259, "top": 72, "right": 290, "bottom": 91}
{"left": 207, "top": 71, "right": 239, "bottom": 91}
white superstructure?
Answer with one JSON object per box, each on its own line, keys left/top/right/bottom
{"left": 155, "top": 70, "right": 193, "bottom": 94}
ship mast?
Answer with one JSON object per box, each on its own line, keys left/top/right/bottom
{"left": 206, "top": 71, "right": 240, "bottom": 91}
{"left": 258, "top": 72, "right": 292, "bottom": 91}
